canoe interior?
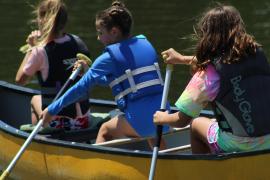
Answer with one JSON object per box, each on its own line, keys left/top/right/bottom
{"left": 0, "top": 81, "right": 115, "bottom": 128}
{"left": 2, "top": 81, "right": 270, "bottom": 180}
{"left": 0, "top": 81, "right": 111, "bottom": 142}
{"left": 0, "top": 81, "right": 194, "bottom": 152}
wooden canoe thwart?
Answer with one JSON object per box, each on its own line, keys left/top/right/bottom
{"left": 0, "top": 80, "right": 270, "bottom": 180}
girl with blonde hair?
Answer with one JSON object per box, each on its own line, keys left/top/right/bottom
{"left": 16, "top": 0, "right": 90, "bottom": 130}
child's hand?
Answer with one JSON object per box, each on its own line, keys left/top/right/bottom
{"left": 153, "top": 110, "right": 170, "bottom": 125}
{"left": 40, "top": 108, "right": 54, "bottom": 127}
{"left": 26, "top": 30, "right": 41, "bottom": 47}
{"left": 73, "top": 53, "right": 92, "bottom": 75}
{"left": 161, "top": 48, "right": 186, "bottom": 65}
{"left": 73, "top": 60, "right": 89, "bottom": 75}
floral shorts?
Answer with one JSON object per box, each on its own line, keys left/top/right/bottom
{"left": 49, "top": 115, "right": 89, "bottom": 131}
{"left": 207, "top": 122, "right": 223, "bottom": 154}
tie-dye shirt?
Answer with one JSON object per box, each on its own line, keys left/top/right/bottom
{"left": 175, "top": 64, "right": 220, "bottom": 118}
{"left": 175, "top": 64, "right": 270, "bottom": 153}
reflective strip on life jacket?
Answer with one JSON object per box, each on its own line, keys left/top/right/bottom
{"left": 109, "top": 63, "right": 164, "bottom": 88}
{"left": 109, "top": 63, "right": 164, "bottom": 101}
{"left": 114, "top": 79, "right": 162, "bottom": 101}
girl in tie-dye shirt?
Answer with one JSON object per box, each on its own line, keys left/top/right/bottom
{"left": 154, "top": 5, "right": 270, "bottom": 154}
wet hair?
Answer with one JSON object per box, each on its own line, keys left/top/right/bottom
{"left": 194, "top": 4, "right": 259, "bottom": 70}
{"left": 96, "top": 1, "right": 133, "bottom": 37}
{"left": 33, "top": 0, "right": 67, "bottom": 45}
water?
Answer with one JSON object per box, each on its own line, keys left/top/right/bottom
{"left": 1, "top": 0, "right": 270, "bottom": 102}
{"left": 1, "top": 1, "right": 270, "bottom": 179}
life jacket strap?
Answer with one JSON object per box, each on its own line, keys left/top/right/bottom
{"left": 109, "top": 64, "right": 162, "bottom": 88}
{"left": 154, "top": 62, "right": 164, "bottom": 86}
{"left": 125, "top": 69, "right": 137, "bottom": 93}
{"left": 114, "top": 79, "right": 162, "bottom": 101}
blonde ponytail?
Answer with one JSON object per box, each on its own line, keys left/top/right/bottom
{"left": 34, "top": 0, "right": 67, "bottom": 46}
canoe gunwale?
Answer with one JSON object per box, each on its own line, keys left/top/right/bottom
{"left": 0, "top": 80, "right": 39, "bottom": 95}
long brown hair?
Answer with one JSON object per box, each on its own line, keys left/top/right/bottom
{"left": 194, "top": 4, "right": 259, "bottom": 71}
{"left": 96, "top": 0, "right": 133, "bottom": 37}
{"left": 34, "top": 0, "right": 67, "bottom": 45}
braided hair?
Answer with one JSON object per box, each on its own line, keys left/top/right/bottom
{"left": 96, "top": 1, "right": 133, "bottom": 37}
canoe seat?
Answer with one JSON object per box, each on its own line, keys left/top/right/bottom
{"left": 93, "top": 126, "right": 190, "bottom": 145}
{"left": 159, "top": 144, "right": 191, "bottom": 153}
{"left": 93, "top": 137, "right": 146, "bottom": 146}
{"left": 93, "top": 125, "right": 192, "bottom": 151}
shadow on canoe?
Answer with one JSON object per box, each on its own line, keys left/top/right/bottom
{"left": 0, "top": 80, "right": 269, "bottom": 180}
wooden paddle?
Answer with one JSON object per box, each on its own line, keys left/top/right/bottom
{"left": 148, "top": 61, "right": 173, "bottom": 180}
{"left": 0, "top": 53, "right": 92, "bottom": 180}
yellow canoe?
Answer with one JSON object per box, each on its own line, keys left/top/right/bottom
{"left": 1, "top": 81, "right": 270, "bottom": 180}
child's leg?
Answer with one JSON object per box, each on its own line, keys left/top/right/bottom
{"left": 190, "top": 117, "right": 213, "bottom": 154}
{"left": 95, "top": 114, "right": 140, "bottom": 143}
{"left": 31, "top": 95, "right": 42, "bottom": 125}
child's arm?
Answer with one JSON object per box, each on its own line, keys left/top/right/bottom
{"left": 153, "top": 111, "right": 192, "bottom": 128}
{"left": 15, "top": 51, "right": 32, "bottom": 85}
{"left": 42, "top": 52, "right": 116, "bottom": 125}
{"left": 16, "top": 30, "right": 41, "bottom": 85}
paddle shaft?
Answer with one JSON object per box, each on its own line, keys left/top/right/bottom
{"left": 53, "top": 65, "right": 82, "bottom": 101}
{"left": 149, "top": 64, "right": 173, "bottom": 180}
{"left": 0, "top": 66, "right": 83, "bottom": 180}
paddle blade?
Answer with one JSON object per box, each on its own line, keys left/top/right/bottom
{"left": 76, "top": 53, "right": 92, "bottom": 66}
{"left": 19, "top": 44, "right": 30, "bottom": 54}
{"left": 0, "top": 170, "right": 9, "bottom": 180}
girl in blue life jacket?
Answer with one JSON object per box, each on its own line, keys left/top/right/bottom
{"left": 41, "top": 0, "right": 170, "bottom": 144}
{"left": 154, "top": 4, "right": 270, "bottom": 154}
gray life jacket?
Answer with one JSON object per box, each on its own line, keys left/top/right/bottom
{"left": 212, "top": 48, "right": 270, "bottom": 137}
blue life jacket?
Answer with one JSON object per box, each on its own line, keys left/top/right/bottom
{"left": 212, "top": 48, "right": 270, "bottom": 137}
{"left": 37, "top": 34, "right": 90, "bottom": 118}
{"left": 105, "top": 35, "right": 164, "bottom": 110}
